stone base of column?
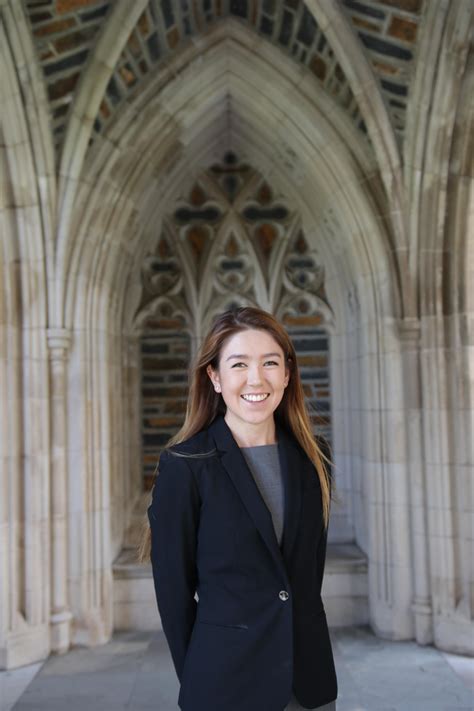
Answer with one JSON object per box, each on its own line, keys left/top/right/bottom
{"left": 72, "top": 607, "right": 113, "bottom": 648}
{"left": 0, "top": 624, "right": 50, "bottom": 670}
{"left": 369, "top": 600, "right": 414, "bottom": 641}
{"left": 434, "top": 612, "right": 474, "bottom": 656}
{"left": 412, "top": 598, "right": 433, "bottom": 645}
{"left": 50, "top": 610, "right": 73, "bottom": 654}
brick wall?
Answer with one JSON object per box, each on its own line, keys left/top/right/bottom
{"left": 141, "top": 326, "right": 191, "bottom": 490}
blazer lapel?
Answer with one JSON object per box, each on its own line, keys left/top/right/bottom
{"left": 208, "top": 415, "right": 302, "bottom": 577}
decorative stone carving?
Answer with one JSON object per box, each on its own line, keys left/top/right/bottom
{"left": 134, "top": 233, "right": 189, "bottom": 334}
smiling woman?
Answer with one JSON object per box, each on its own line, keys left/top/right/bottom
{"left": 206, "top": 329, "right": 290, "bottom": 445}
{"left": 140, "top": 307, "right": 337, "bottom": 711}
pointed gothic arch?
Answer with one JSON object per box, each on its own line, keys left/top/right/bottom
{"left": 49, "top": 24, "right": 415, "bottom": 653}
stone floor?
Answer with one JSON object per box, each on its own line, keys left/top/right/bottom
{"left": 2, "top": 626, "right": 473, "bottom": 711}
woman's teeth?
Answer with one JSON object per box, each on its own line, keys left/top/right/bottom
{"left": 241, "top": 394, "right": 270, "bottom": 402}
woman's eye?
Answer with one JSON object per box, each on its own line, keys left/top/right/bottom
{"left": 230, "top": 361, "right": 278, "bottom": 368}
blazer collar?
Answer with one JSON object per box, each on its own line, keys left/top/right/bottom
{"left": 208, "top": 415, "right": 302, "bottom": 576}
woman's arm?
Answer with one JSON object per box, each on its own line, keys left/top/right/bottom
{"left": 315, "top": 522, "right": 329, "bottom": 596}
{"left": 147, "top": 450, "right": 200, "bottom": 682}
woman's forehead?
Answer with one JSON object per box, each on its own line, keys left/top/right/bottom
{"left": 220, "top": 329, "right": 284, "bottom": 357}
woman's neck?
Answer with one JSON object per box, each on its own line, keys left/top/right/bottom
{"left": 224, "top": 413, "right": 277, "bottom": 448}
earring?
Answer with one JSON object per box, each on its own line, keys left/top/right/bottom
{"left": 215, "top": 385, "right": 221, "bottom": 392}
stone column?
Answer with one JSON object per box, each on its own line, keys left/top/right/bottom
{"left": 399, "top": 318, "right": 433, "bottom": 644}
{"left": 47, "top": 328, "right": 73, "bottom": 653}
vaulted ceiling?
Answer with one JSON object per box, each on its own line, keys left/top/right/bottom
{"left": 24, "top": 0, "right": 424, "bottom": 160}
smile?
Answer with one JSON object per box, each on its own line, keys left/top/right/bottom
{"left": 241, "top": 393, "right": 270, "bottom": 402}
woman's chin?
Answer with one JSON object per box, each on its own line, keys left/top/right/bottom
{"left": 237, "top": 407, "right": 275, "bottom": 425}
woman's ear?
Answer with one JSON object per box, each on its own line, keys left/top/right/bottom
{"left": 206, "top": 365, "right": 221, "bottom": 393}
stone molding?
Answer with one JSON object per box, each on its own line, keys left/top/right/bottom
{"left": 47, "top": 327, "right": 72, "bottom": 354}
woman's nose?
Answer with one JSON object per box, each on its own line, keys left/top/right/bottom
{"left": 247, "top": 365, "right": 264, "bottom": 385}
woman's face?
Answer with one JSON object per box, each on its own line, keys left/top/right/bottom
{"left": 207, "top": 329, "right": 289, "bottom": 431}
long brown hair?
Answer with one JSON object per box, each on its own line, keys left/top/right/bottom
{"left": 138, "top": 307, "right": 333, "bottom": 562}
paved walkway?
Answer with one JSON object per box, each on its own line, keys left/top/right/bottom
{"left": 2, "top": 626, "right": 473, "bottom": 711}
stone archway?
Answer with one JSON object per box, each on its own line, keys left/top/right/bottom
{"left": 1, "top": 0, "right": 472, "bottom": 670}
{"left": 59, "top": 26, "right": 409, "bottom": 650}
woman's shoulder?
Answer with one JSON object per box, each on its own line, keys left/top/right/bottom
{"left": 160, "top": 423, "right": 217, "bottom": 461}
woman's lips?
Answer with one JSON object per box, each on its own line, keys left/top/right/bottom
{"left": 240, "top": 393, "right": 270, "bottom": 403}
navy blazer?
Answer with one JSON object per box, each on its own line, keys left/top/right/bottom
{"left": 148, "top": 414, "right": 337, "bottom": 711}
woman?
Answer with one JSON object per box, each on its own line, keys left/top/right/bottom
{"left": 141, "top": 307, "right": 337, "bottom": 710}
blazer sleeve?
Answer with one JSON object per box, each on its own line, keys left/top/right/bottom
{"left": 147, "top": 450, "right": 200, "bottom": 682}
{"left": 316, "top": 521, "right": 329, "bottom": 597}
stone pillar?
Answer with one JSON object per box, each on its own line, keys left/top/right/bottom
{"left": 363, "top": 315, "right": 414, "bottom": 641}
{"left": 399, "top": 318, "right": 433, "bottom": 645}
{"left": 46, "top": 328, "right": 73, "bottom": 653}
{"left": 124, "top": 333, "right": 143, "bottom": 501}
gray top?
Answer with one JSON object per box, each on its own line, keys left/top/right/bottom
{"left": 240, "top": 443, "right": 284, "bottom": 546}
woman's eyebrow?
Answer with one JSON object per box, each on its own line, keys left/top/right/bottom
{"left": 226, "top": 352, "right": 282, "bottom": 361}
